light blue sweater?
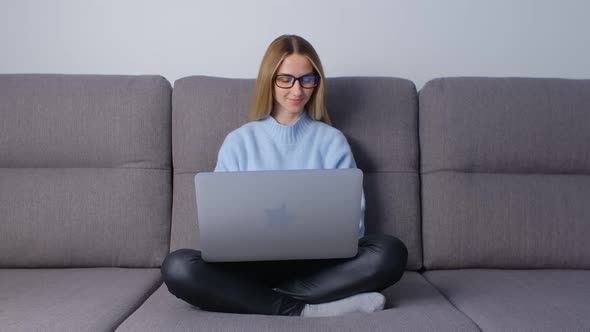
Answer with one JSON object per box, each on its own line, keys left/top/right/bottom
{"left": 214, "top": 111, "right": 366, "bottom": 238}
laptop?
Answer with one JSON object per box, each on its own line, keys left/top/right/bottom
{"left": 194, "top": 168, "right": 363, "bottom": 262}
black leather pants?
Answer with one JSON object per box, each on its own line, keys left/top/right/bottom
{"left": 161, "top": 234, "right": 408, "bottom": 316}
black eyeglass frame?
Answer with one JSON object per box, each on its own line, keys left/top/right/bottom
{"left": 273, "top": 74, "right": 321, "bottom": 89}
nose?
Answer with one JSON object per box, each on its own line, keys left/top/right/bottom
{"left": 291, "top": 80, "right": 303, "bottom": 95}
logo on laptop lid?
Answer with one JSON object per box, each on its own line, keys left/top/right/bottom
{"left": 264, "top": 203, "right": 295, "bottom": 228}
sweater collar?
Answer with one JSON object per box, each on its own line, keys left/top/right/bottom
{"left": 259, "top": 111, "right": 313, "bottom": 144}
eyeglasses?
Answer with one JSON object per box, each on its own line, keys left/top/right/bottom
{"left": 273, "top": 74, "right": 321, "bottom": 89}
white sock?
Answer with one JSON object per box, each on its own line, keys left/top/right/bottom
{"left": 300, "top": 292, "right": 386, "bottom": 317}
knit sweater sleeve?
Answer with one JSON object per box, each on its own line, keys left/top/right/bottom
{"left": 214, "top": 132, "right": 241, "bottom": 172}
{"left": 324, "top": 131, "right": 366, "bottom": 238}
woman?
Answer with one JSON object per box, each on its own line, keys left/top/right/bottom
{"left": 161, "top": 35, "right": 408, "bottom": 317}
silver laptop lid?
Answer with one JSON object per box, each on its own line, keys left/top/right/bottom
{"left": 195, "top": 168, "right": 363, "bottom": 262}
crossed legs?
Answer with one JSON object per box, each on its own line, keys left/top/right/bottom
{"left": 161, "top": 234, "right": 408, "bottom": 316}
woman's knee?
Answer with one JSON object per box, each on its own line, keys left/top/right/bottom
{"left": 161, "top": 249, "right": 204, "bottom": 290}
{"left": 359, "top": 234, "right": 408, "bottom": 283}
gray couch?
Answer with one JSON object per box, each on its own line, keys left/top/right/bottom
{"left": 1, "top": 74, "right": 588, "bottom": 331}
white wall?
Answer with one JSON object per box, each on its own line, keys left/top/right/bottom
{"left": 1, "top": 0, "right": 589, "bottom": 89}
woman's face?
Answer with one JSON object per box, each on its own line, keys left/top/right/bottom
{"left": 272, "top": 53, "right": 316, "bottom": 123}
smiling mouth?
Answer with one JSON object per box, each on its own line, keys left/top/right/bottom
{"left": 289, "top": 99, "right": 303, "bottom": 104}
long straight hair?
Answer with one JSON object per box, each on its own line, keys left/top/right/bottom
{"left": 249, "top": 35, "right": 331, "bottom": 125}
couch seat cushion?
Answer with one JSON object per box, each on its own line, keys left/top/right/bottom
{"left": 424, "top": 269, "right": 590, "bottom": 331}
{"left": 0, "top": 268, "right": 161, "bottom": 332}
{"left": 116, "top": 272, "right": 479, "bottom": 332}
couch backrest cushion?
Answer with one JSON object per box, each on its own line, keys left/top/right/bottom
{"left": 0, "top": 74, "right": 172, "bottom": 268}
{"left": 420, "top": 77, "right": 590, "bottom": 269}
{"left": 171, "top": 76, "right": 422, "bottom": 270}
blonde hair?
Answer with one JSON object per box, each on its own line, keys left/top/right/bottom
{"left": 249, "top": 35, "right": 331, "bottom": 125}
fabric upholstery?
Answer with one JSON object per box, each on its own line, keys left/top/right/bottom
{"left": 425, "top": 269, "right": 590, "bottom": 332}
{"left": 117, "top": 272, "right": 479, "bottom": 332}
{"left": 0, "top": 168, "right": 171, "bottom": 267}
{"left": 420, "top": 78, "right": 590, "bottom": 174}
{"left": 0, "top": 74, "right": 171, "bottom": 169}
{"left": 0, "top": 268, "right": 161, "bottom": 332}
{"left": 170, "top": 76, "right": 422, "bottom": 269}
{"left": 0, "top": 74, "right": 172, "bottom": 267}
{"left": 420, "top": 77, "right": 590, "bottom": 269}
